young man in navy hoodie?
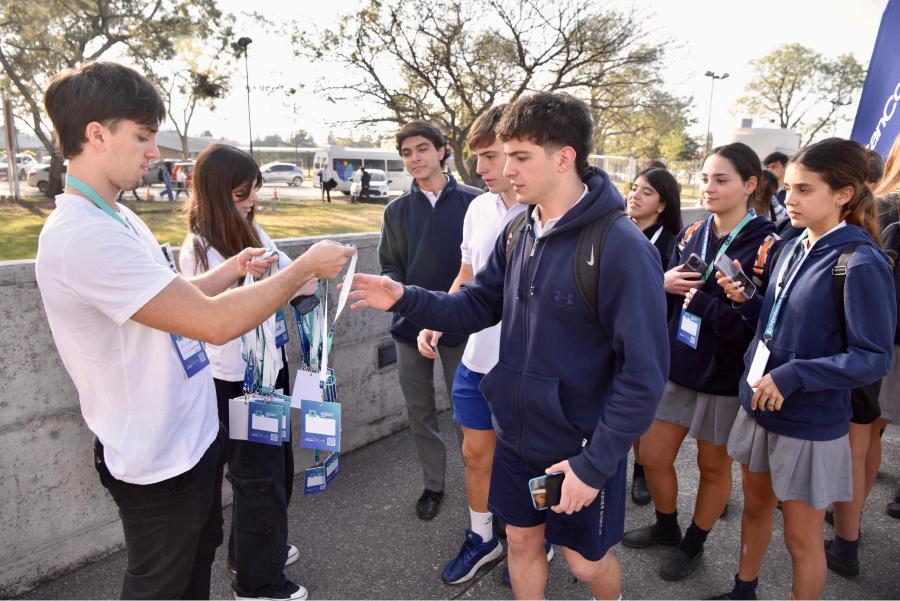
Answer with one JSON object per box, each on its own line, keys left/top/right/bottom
{"left": 378, "top": 120, "right": 482, "bottom": 520}
{"left": 354, "top": 93, "right": 669, "bottom": 599}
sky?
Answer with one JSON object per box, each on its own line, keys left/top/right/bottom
{"left": 185, "top": 0, "right": 890, "bottom": 151}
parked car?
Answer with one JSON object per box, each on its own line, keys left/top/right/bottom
{"left": 350, "top": 168, "right": 390, "bottom": 202}
{"left": 259, "top": 162, "right": 304, "bottom": 186}
{"left": 0, "top": 153, "right": 37, "bottom": 180}
{"left": 26, "top": 161, "right": 67, "bottom": 193}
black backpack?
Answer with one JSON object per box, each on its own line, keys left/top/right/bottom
{"left": 504, "top": 209, "right": 627, "bottom": 319}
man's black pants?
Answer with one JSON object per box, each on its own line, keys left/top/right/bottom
{"left": 94, "top": 429, "right": 225, "bottom": 600}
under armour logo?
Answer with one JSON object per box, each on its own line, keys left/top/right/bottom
{"left": 586, "top": 245, "right": 595, "bottom": 266}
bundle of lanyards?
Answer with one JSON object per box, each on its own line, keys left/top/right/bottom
{"left": 237, "top": 255, "right": 292, "bottom": 447}
{"left": 293, "top": 247, "right": 358, "bottom": 492}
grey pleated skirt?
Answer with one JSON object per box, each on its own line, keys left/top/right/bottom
{"left": 727, "top": 408, "right": 852, "bottom": 509}
{"left": 654, "top": 380, "right": 741, "bottom": 446}
{"left": 878, "top": 346, "right": 900, "bottom": 422}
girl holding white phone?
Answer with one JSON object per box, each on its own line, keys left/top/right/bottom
{"left": 715, "top": 138, "right": 895, "bottom": 600}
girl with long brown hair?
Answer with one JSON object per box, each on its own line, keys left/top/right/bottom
{"left": 180, "top": 144, "right": 314, "bottom": 601}
{"left": 715, "top": 137, "right": 896, "bottom": 599}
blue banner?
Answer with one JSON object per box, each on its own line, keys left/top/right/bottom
{"left": 851, "top": 0, "right": 900, "bottom": 157}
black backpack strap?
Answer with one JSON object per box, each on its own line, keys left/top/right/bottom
{"left": 504, "top": 212, "right": 529, "bottom": 259}
{"left": 574, "top": 209, "right": 627, "bottom": 319}
{"left": 833, "top": 243, "right": 861, "bottom": 348}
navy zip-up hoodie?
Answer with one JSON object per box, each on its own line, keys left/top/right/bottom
{"left": 668, "top": 215, "right": 775, "bottom": 395}
{"left": 390, "top": 168, "right": 669, "bottom": 489}
{"left": 736, "top": 224, "right": 896, "bottom": 440}
{"left": 378, "top": 174, "right": 481, "bottom": 346}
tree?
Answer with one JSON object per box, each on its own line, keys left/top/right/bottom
{"left": 297, "top": 0, "right": 671, "bottom": 185}
{"left": 597, "top": 89, "right": 697, "bottom": 160}
{"left": 0, "top": 0, "right": 226, "bottom": 196}
{"left": 137, "top": 24, "right": 236, "bottom": 159}
{"left": 735, "top": 43, "right": 865, "bottom": 146}
{"left": 288, "top": 130, "right": 316, "bottom": 147}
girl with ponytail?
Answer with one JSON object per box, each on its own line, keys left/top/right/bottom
{"left": 623, "top": 143, "right": 775, "bottom": 582}
{"left": 715, "top": 137, "right": 896, "bottom": 599}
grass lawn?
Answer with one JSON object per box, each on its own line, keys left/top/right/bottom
{"left": 0, "top": 196, "right": 386, "bottom": 261}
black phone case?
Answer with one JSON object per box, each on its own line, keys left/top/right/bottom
{"left": 545, "top": 472, "right": 564, "bottom": 507}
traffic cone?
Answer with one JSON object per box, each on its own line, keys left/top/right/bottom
{"left": 146, "top": 185, "right": 152, "bottom": 201}
{"left": 273, "top": 187, "right": 279, "bottom": 200}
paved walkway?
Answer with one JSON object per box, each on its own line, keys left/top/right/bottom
{"left": 19, "top": 413, "right": 900, "bottom": 600}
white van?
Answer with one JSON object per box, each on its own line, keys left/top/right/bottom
{"left": 313, "top": 145, "right": 412, "bottom": 195}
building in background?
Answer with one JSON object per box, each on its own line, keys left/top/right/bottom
{"left": 726, "top": 118, "right": 800, "bottom": 159}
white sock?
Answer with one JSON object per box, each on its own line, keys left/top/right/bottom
{"left": 469, "top": 507, "right": 494, "bottom": 542}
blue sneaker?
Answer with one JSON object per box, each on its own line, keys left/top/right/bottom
{"left": 442, "top": 529, "right": 504, "bottom": 584}
{"left": 502, "top": 539, "right": 554, "bottom": 586}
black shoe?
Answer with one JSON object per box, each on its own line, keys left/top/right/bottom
{"left": 416, "top": 489, "right": 444, "bottom": 520}
{"left": 621, "top": 524, "right": 682, "bottom": 548}
{"left": 631, "top": 475, "right": 651, "bottom": 506}
{"left": 825, "top": 539, "right": 859, "bottom": 579}
{"left": 493, "top": 514, "right": 507, "bottom": 539}
{"left": 706, "top": 591, "right": 757, "bottom": 600}
{"left": 660, "top": 547, "right": 704, "bottom": 581}
{"left": 887, "top": 501, "right": 900, "bottom": 519}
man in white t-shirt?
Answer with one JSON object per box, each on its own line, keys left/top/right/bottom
{"left": 35, "top": 62, "right": 353, "bottom": 601}
{"left": 414, "top": 105, "right": 537, "bottom": 585}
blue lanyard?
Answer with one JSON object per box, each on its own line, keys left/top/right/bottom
{"left": 762, "top": 230, "right": 810, "bottom": 341}
{"left": 698, "top": 210, "right": 756, "bottom": 282}
{"left": 66, "top": 175, "right": 131, "bottom": 231}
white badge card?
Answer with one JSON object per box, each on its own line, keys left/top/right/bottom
{"left": 170, "top": 334, "right": 211, "bottom": 378}
{"left": 274, "top": 308, "right": 289, "bottom": 349}
{"left": 300, "top": 399, "right": 341, "bottom": 452}
{"left": 325, "top": 452, "right": 340, "bottom": 484}
{"left": 676, "top": 310, "right": 702, "bottom": 349}
{"left": 292, "top": 369, "right": 322, "bottom": 408}
{"left": 228, "top": 397, "right": 250, "bottom": 441}
{"left": 746, "top": 341, "right": 771, "bottom": 389}
{"left": 248, "top": 399, "right": 283, "bottom": 446}
{"left": 304, "top": 465, "right": 327, "bottom": 495}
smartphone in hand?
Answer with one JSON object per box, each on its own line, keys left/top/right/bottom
{"left": 528, "top": 472, "right": 564, "bottom": 510}
{"left": 684, "top": 252, "right": 709, "bottom": 275}
{"left": 715, "top": 254, "right": 757, "bottom": 299}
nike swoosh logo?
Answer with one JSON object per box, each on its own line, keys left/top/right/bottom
{"left": 587, "top": 246, "right": 595, "bottom": 266}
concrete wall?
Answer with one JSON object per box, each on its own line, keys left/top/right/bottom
{"left": 0, "top": 207, "right": 716, "bottom": 596}
{"left": 0, "top": 232, "right": 455, "bottom": 597}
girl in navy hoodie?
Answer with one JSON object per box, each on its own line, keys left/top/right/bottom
{"left": 626, "top": 167, "right": 682, "bottom": 506}
{"left": 714, "top": 138, "right": 895, "bottom": 600}
{"left": 622, "top": 143, "right": 775, "bottom": 581}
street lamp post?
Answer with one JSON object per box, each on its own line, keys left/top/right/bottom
{"left": 237, "top": 37, "right": 253, "bottom": 159}
{"left": 704, "top": 71, "right": 729, "bottom": 155}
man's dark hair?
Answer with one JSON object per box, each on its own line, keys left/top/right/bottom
{"left": 763, "top": 151, "right": 789, "bottom": 167}
{"left": 395, "top": 120, "right": 449, "bottom": 167}
{"left": 496, "top": 92, "right": 593, "bottom": 177}
{"left": 467, "top": 104, "right": 509, "bottom": 150}
{"left": 44, "top": 61, "right": 166, "bottom": 159}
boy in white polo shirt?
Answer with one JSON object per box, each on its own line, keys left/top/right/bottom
{"left": 416, "top": 105, "right": 540, "bottom": 585}
{"left": 35, "top": 62, "right": 353, "bottom": 600}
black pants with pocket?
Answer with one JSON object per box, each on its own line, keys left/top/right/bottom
{"left": 214, "top": 354, "right": 295, "bottom": 597}
{"left": 94, "top": 427, "right": 225, "bottom": 600}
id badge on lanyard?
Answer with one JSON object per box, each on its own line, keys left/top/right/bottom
{"left": 677, "top": 212, "right": 755, "bottom": 349}
{"left": 158, "top": 242, "right": 210, "bottom": 378}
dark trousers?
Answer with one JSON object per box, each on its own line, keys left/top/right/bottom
{"left": 214, "top": 354, "right": 295, "bottom": 597}
{"left": 94, "top": 429, "right": 225, "bottom": 600}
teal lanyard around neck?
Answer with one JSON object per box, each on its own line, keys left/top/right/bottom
{"left": 66, "top": 175, "right": 130, "bottom": 231}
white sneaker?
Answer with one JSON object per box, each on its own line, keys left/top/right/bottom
{"left": 233, "top": 580, "right": 308, "bottom": 600}
{"left": 285, "top": 544, "right": 299, "bottom": 567}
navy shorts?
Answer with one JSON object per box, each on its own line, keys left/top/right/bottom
{"left": 451, "top": 364, "right": 494, "bottom": 430}
{"left": 487, "top": 441, "right": 627, "bottom": 561}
